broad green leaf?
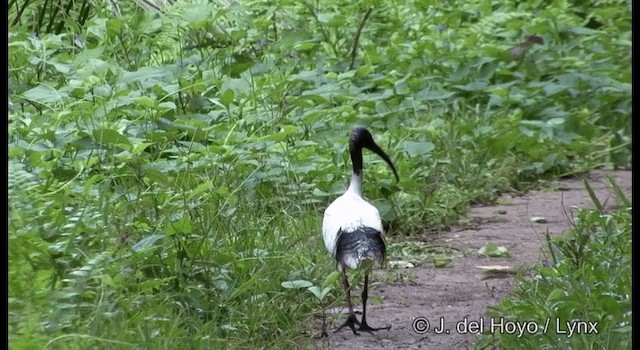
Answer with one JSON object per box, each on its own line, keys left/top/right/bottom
{"left": 281, "top": 280, "right": 313, "bottom": 289}
{"left": 106, "top": 18, "right": 125, "bottom": 36}
{"left": 51, "top": 62, "right": 71, "bottom": 74}
{"left": 22, "top": 85, "right": 66, "bottom": 104}
{"left": 165, "top": 216, "right": 193, "bottom": 235}
{"left": 136, "top": 96, "right": 157, "bottom": 108}
{"left": 132, "top": 234, "right": 165, "bottom": 252}
{"left": 543, "top": 82, "right": 568, "bottom": 97}
{"left": 307, "top": 286, "right": 332, "bottom": 300}
{"left": 221, "top": 78, "right": 251, "bottom": 95}
{"left": 402, "top": 141, "right": 435, "bottom": 157}
{"left": 257, "top": 125, "right": 297, "bottom": 141}
{"left": 180, "top": 5, "right": 213, "bottom": 29}
{"left": 92, "top": 128, "right": 132, "bottom": 149}
{"left": 142, "top": 167, "right": 171, "bottom": 187}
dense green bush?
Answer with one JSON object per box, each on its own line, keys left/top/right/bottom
{"left": 9, "top": 0, "right": 630, "bottom": 348}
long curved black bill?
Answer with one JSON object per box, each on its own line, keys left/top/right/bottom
{"left": 365, "top": 142, "right": 399, "bottom": 182}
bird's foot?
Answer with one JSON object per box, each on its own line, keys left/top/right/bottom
{"left": 357, "top": 322, "right": 391, "bottom": 334}
{"left": 314, "top": 330, "right": 329, "bottom": 339}
{"left": 334, "top": 313, "right": 361, "bottom": 335}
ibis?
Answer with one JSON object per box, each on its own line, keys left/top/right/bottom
{"left": 322, "top": 127, "right": 399, "bottom": 335}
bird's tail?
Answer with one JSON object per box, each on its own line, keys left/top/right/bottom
{"left": 335, "top": 227, "right": 386, "bottom": 271}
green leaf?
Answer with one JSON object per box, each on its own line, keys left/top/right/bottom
{"left": 188, "top": 181, "right": 214, "bottom": 200}
{"left": 165, "top": 216, "right": 193, "bottom": 235}
{"left": 402, "top": 141, "right": 435, "bottom": 158}
{"left": 106, "top": 18, "right": 125, "bottom": 36}
{"left": 132, "top": 234, "right": 165, "bottom": 252}
{"left": 281, "top": 280, "right": 313, "bottom": 289}
{"left": 92, "top": 128, "right": 132, "bottom": 149}
{"left": 73, "top": 47, "right": 106, "bottom": 65}
{"left": 22, "top": 85, "right": 66, "bottom": 104}
{"left": 452, "top": 81, "right": 489, "bottom": 91}
{"left": 293, "top": 41, "right": 319, "bottom": 52}
{"left": 51, "top": 62, "right": 71, "bottom": 74}
{"left": 316, "top": 13, "right": 335, "bottom": 24}
{"left": 543, "top": 82, "right": 568, "bottom": 97}
{"left": 142, "top": 167, "right": 171, "bottom": 187}
{"left": 221, "top": 89, "right": 235, "bottom": 108}
{"left": 136, "top": 96, "right": 157, "bottom": 108}
{"left": 478, "top": 243, "right": 510, "bottom": 257}
{"left": 546, "top": 288, "right": 566, "bottom": 302}
{"left": 212, "top": 251, "right": 234, "bottom": 266}
{"left": 221, "top": 78, "right": 251, "bottom": 95}
{"left": 323, "top": 271, "right": 341, "bottom": 287}
{"left": 120, "top": 67, "right": 174, "bottom": 86}
{"left": 158, "top": 102, "right": 176, "bottom": 110}
{"left": 257, "top": 125, "right": 297, "bottom": 142}
{"left": 307, "top": 286, "right": 332, "bottom": 300}
{"left": 180, "top": 4, "right": 213, "bottom": 29}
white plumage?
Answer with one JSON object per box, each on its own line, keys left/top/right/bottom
{"left": 323, "top": 178, "right": 383, "bottom": 255}
{"left": 321, "top": 127, "right": 398, "bottom": 336}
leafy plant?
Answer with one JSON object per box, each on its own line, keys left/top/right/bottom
{"left": 282, "top": 270, "right": 340, "bottom": 337}
{"left": 475, "top": 179, "right": 631, "bottom": 349}
{"left": 9, "top": 0, "right": 630, "bottom": 348}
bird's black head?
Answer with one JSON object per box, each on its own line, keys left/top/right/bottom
{"left": 349, "top": 127, "right": 399, "bottom": 182}
{"left": 349, "top": 127, "right": 374, "bottom": 147}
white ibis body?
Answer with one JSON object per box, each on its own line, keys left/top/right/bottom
{"left": 322, "top": 127, "right": 399, "bottom": 335}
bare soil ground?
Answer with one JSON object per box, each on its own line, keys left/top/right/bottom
{"left": 315, "top": 169, "right": 632, "bottom": 350}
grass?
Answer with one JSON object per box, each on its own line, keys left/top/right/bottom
{"left": 8, "top": 0, "right": 631, "bottom": 348}
{"left": 475, "top": 177, "right": 632, "bottom": 349}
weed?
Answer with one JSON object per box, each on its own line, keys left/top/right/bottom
{"left": 9, "top": 0, "right": 630, "bottom": 348}
{"left": 475, "top": 179, "right": 631, "bottom": 349}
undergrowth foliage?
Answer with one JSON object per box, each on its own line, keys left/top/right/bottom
{"left": 476, "top": 178, "right": 631, "bottom": 349}
{"left": 9, "top": 0, "right": 630, "bottom": 348}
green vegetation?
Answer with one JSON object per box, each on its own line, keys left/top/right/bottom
{"left": 9, "top": 0, "right": 630, "bottom": 348}
{"left": 476, "top": 177, "right": 632, "bottom": 349}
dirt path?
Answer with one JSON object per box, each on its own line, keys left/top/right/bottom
{"left": 315, "top": 169, "right": 632, "bottom": 349}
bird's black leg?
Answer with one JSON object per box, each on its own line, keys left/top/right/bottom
{"left": 334, "top": 269, "right": 361, "bottom": 335}
{"left": 358, "top": 272, "right": 391, "bottom": 333}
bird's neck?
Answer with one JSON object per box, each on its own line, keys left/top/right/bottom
{"left": 347, "top": 173, "right": 363, "bottom": 196}
{"left": 348, "top": 144, "right": 364, "bottom": 196}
